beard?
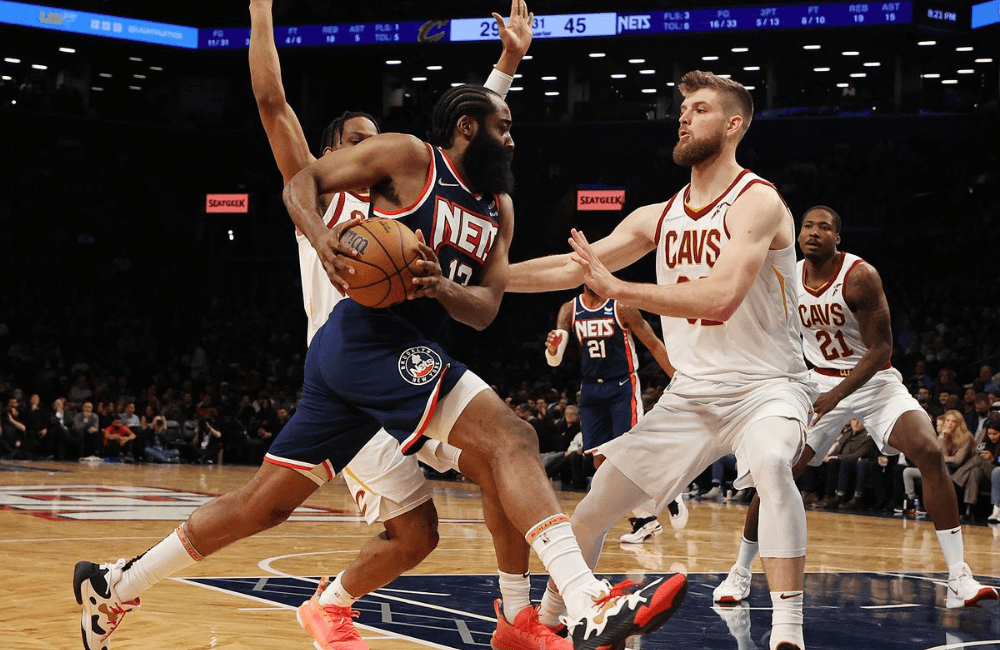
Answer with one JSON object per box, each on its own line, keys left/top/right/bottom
{"left": 672, "top": 130, "right": 725, "bottom": 167}
{"left": 462, "top": 129, "right": 515, "bottom": 196}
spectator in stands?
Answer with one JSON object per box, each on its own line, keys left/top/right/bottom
{"left": 102, "top": 419, "right": 137, "bottom": 459}
{"left": 2, "top": 397, "right": 28, "bottom": 459}
{"left": 952, "top": 415, "right": 1000, "bottom": 522}
{"left": 965, "top": 393, "right": 992, "bottom": 442}
{"left": 68, "top": 374, "right": 93, "bottom": 406}
{"left": 916, "top": 386, "right": 936, "bottom": 418}
{"left": 975, "top": 366, "right": 999, "bottom": 395}
{"left": 538, "top": 404, "right": 580, "bottom": 484}
{"left": 982, "top": 419, "right": 1000, "bottom": 524}
{"left": 144, "top": 415, "right": 181, "bottom": 464}
{"left": 74, "top": 401, "right": 102, "bottom": 458}
{"left": 935, "top": 368, "right": 962, "bottom": 402}
{"left": 813, "top": 418, "right": 878, "bottom": 511}
{"left": 119, "top": 401, "right": 140, "bottom": 431}
{"left": 905, "top": 359, "right": 935, "bottom": 395}
{"left": 195, "top": 392, "right": 219, "bottom": 420}
{"left": 95, "top": 401, "right": 116, "bottom": 430}
{"left": 192, "top": 415, "right": 224, "bottom": 465}
{"left": 23, "top": 393, "right": 50, "bottom": 458}
{"left": 902, "top": 410, "right": 974, "bottom": 518}
{"left": 50, "top": 397, "right": 79, "bottom": 460}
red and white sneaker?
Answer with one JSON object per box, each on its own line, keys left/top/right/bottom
{"left": 946, "top": 563, "right": 999, "bottom": 608}
{"left": 296, "top": 577, "right": 369, "bottom": 650}
{"left": 73, "top": 558, "right": 141, "bottom": 650}
{"left": 491, "top": 598, "right": 572, "bottom": 650}
{"left": 569, "top": 575, "right": 688, "bottom": 650}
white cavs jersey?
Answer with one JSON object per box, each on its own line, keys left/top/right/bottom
{"left": 295, "top": 191, "right": 369, "bottom": 344}
{"left": 796, "top": 252, "right": 866, "bottom": 371}
{"left": 654, "top": 170, "right": 807, "bottom": 382}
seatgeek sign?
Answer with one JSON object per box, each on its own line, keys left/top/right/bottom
{"left": 577, "top": 188, "right": 626, "bottom": 211}
{"left": 205, "top": 193, "right": 249, "bottom": 213}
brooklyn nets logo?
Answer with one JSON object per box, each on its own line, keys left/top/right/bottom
{"left": 398, "top": 346, "right": 443, "bottom": 386}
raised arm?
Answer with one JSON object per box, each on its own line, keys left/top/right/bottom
{"left": 569, "top": 184, "right": 790, "bottom": 322}
{"left": 618, "top": 304, "right": 675, "bottom": 377}
{"left": 410, "top": 194, "right": 516, "bottom": 331}
{"left": 811, "top": 262, "right": 892, "bottom": 425}
{"left": 488, "top": 0, "right": 533, "bottom": 95}
{"left": 507, "top": 201, "right": 663, "bottom": 293}
{"left": 248, "top": 0, "right": 314, "bottom": 185}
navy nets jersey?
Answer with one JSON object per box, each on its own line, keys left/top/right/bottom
{"left": 572, "top": 296, "right": 639, "bottom": 381}
{"left": 368, "top": 143, "right": 501, "bottom": 338}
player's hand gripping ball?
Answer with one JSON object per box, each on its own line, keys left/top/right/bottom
{"left": 341, "top": 217, "right": 422, "bottom": 308}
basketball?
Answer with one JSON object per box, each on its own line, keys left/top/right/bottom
{"left": 341, "top": 217, "right": 422, "bottom": 309}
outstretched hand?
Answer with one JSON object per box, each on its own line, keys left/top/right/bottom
{"left": 568, "top": 229, "right": 620, "bottom": 298}
{"left": 315, "top": 217, "right": 363, "bottom": 294}
{"left": 493, "top": 0, "right": 533, "bottom": 60}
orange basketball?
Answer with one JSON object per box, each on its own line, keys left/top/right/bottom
{"left": 341, "top": 217, "right": 422, "bottom": 309}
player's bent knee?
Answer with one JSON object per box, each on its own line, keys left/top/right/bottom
{"left": 385, "top": 501, "right": 439, "bottom": 567}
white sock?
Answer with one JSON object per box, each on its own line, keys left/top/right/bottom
{"left": 318, "top": 571, "right": 357, "bottom": 608}
{"left": 538, "top": 580, "right": 566, "bottom": 628}
{"left": 769, "top": 590, "right": 804, "bottom": 650}
{"left": 735, "top": 536, "right": 759, "bottom": 572}
{"left": 526, "top": 515, "right": 605, "bottom": 621}
{"left": 498, "top": 570, "right": 531, "bottom": 621}
{"left": 117, "top": 526, "right": 202, "bottom": 602}
{"left": 935, "top": 526, "right": 965, "bottom": 575}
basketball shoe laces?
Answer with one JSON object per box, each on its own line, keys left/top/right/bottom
{"left": 99, "top": 598, "right": 140, "bottom": 642}
{"left": 593, "top": 579, "right": 640, "bottom": 607}
{"left": 519, "top": 606, "right": 569, "bottom": 645}
{"left": 316, "top": 603, "right": 364, "bottom": 644}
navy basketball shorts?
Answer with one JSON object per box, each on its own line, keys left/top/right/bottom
{"left": 578, "top": 374, "right": 641, "bottom": 453}
{"left": 267, "top": 304, "right": 466, "bottom": 474}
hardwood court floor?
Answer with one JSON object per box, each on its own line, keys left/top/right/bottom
{"left": 2, "top": 460, "right": 999, "bottom": 650}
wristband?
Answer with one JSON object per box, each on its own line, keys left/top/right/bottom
{"left": 484, "top": 67, "right": 514, "bottom": 100}
{"left": 545, "top": 329, "right": 569, "bottom": 366}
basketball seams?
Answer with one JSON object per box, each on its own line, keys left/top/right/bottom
{"left": 344, "top": 217, "right": 421, "bottom": 308}
{"left": 359, "top": 221, "right": 404, "bottom": 275}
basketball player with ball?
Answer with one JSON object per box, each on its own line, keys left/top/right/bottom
{"left": 72, "top": 5, "right": 625, "bottom": 650}
{"left": 276, "top": 76, "right": 688, "bottom": 650}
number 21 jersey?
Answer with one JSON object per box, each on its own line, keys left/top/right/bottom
{"left": 796, "top": 252, "right": 866, "bottom": 370}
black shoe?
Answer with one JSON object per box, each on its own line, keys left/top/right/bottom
{"left": 570, "top": 575, "right": 688, "bottom": 650}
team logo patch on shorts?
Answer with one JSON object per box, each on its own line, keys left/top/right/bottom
{"left": 398, "top": 346, "right": 443, "bottom": 385}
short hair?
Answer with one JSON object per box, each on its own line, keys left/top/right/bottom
{"left": 429, "top": 85, "right": 500, "bottom": 147}
{"left": 678, "top": 70, "right": 754, "bottom": 132}
{"left": 320, "top": 111, "right": 379, "bottom": 152}
{"left": 803, "top": 205, "right": 842, "bottom": 234}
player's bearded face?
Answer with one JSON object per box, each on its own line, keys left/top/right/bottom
{"left": 672, "top": 124, "right": 726, "bottom": 167}
{"left": 463, "top": 124, "right": 515, "bottom": 196}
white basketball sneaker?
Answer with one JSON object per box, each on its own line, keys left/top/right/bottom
{"left": 667, "top": 497, "right": 689, "bottom": 531}
{"left": 619, "top": 516, "right": 663, "bottom": 544}
{"left": 946, "top": 562, "right": 999, "bottom": 608}
{"left": 712, "top": 564, "right": 752, "bottom": 604}
{"left": 74, "top": 558, "right": 141, "bottom": 650}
